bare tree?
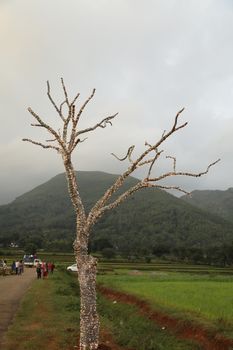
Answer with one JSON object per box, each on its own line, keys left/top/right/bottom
{"left": 23, "top": 79, "right": 219, "bottom": 350}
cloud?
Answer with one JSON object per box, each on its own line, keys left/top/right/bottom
{"left": 0, "top": 0, "right": 233, "bottom": 204}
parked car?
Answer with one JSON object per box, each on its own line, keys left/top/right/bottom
{"left": 23, "top": 255, "right": 41, "bottom": 267}
{"left": 23, "top": 255, "right": 34, "bottom": 267}
{"left": 67, "top": 263, "right": 78, "bottom": 272}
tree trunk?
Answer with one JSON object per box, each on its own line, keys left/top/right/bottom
{"left": 77, "top": 253, "right": 99, "bottom": 350}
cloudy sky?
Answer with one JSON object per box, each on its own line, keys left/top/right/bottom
{"left": 0, "top": 0, "right": 233, "bottom": 204}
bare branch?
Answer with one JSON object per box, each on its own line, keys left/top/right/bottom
{"left": 89, "top": 182, "right": 144, "bottom": 224}
{"left": 61, "top": 77, "right": 69, "bottom": 105}
{"left": 166, "top": 155, "right": 177, "bottom": 172}
{"left": 88, "top": 158, "right": 220, "bottom": 226}
{"left": 147, "top": 183, "right": 191, "bottom": 196}
{"left": 79, "top": 137, "right": 88, "bottom": 143}
{"left": 147, "top": 159, "right": 221, "bottom": 182}
{"left": 111, "top": 145, "right": 135, "bottom": 162}
{"left": 147, "top": 149, "right": 164, "bottom": 178}
{"left": 30, "top": 123, "right": 43, "bottom": 127}
{"left": 62, "top": 105, "right": 72, "bottom": 143}
{"left": 76, "top": 113, "right": 118, "bottom": 137}
{"left": 22, "top": 138, "right": 60, "bottom": 152}
{"left": 172, "top": 107, "right": 185, "bottom": 131}
{"left": 70, "top": 137, "right": 88, "bottom": 152}
{"left": 67, "top": 90, "right": 97, "bottom": 150}
{"left": 161, "top": 130, "right": 166, "bottom": 138}
{"left": 59, "top": 100, "right": 67, "bottom": 114}
{"left": 124, "top": 107, "right": 187, "bottom": 174}
{"left": 76, "top": 88, "right": 96, "bottom": 123}
{"left": 47, "top": 81, "right": 65, "bottom": 122}
{"left": 27, "top": 107, "right": 66, "bottom": 151}
{"left": 138, "top": 158, "right": 154, "bottom": 167}
{"left": 145, "top": 141, "right": 152, "bottom": 148}
{"left": 46, "top": 138, "right": 57, "bottom": 142}
{"left": 88, "top": 108, "right": 219, "bottom": 225}
{"left": 71, "top": 92, "right": 80, "bottom": 106}
{"left": 88, "top": 109, "right": 189, "bottom": 217}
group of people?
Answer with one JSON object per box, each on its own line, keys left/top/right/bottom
{"left": 35, "top": 261, "right": 55, "bottom": 279}
{"left": 11, "top": 260, "right": 24, "bottom": 275}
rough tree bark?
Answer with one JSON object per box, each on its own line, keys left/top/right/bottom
{"left": 23, "top": 79, "right": 219, "bottom": 350}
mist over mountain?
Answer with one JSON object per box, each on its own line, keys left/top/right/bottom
{"left": 182, "top": 188, "right": 233, "bottom": 223}
{"left": 0, "top": 171, "right": 232, "bottom": 259}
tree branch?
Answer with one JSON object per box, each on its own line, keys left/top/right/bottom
{"left": 71, "top": 92, "right": 80, "bottom": 106}
{"left": 47, "top": 81, "right": 65, "bottom": 122}
{"left": 146, "top": 184, "right": 191, "bottom": 195}
{"left": 22, "top": 138, "right": 60, "bottom": 152}
{"left": 27, "top": 107, "right": 66, "bottom": 151}
{"left": 76, "top": 113, "right": 118, "bottom": 137}
{"left": 147, "top": 159, "right": 220, "bottom": 182}
{"left": 88, "top": 108, "right": 219, "bottom": 224}
{"left": 166, "top": 155, "right": 177, "bottom": 172}
{"left": 60, "top": 77, "right": 69, "bottom": 105}
{"left": 111, "top": 145, "right": 135, "bottom": 163}
{"left": 147, "top": 149, "right": 164, "bottom": 178}
{"left": 76, "top": 88, "right": 96, "bottom": 123}
{"left": 88, "top": 156, "right": 219, "bottom": 226}
{"left": 88, "top": 182, "right": 144, "bottom": 226}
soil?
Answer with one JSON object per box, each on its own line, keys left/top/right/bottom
{"left": 98, "top": 285, "right": 233, "bottom": 350}
{"left": 1, "top": 270, "right": 232, "bottom": 350}
{"left": 75, "top": 330, "right": 134, "bottom": 350}
{"left": 0, "top": 268, "right": 35, "bottom": 349}
{"left": 98, "top": 329, "right": 134, "bottom": 350}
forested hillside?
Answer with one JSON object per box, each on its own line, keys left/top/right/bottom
{"left": 182, "top": 188, "right": 233, "bottom": 222}
{"left": 0, "top": 171, "right": 232, "bottom": 261}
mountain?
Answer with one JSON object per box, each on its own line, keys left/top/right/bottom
{"left": 181, "top": 188, "right": 233, "bottom": 223}
{"left": 0, "top": 171, "right": 232, "bottom": 255}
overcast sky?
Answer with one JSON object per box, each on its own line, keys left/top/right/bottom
{"left": 0, "top": 0, "right": 233, "bottom": 204}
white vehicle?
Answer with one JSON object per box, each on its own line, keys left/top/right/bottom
{"left": 23, "top": 255, "right": 34, "bottom": 267}
{"left": 23, "top": 255, "right": 41, "bottom": 267}
{"left": 67, "top": 263, "right": 78, "bottom": 272}
{"left": 33, "top": 259, "right": 42, "bottom": 266}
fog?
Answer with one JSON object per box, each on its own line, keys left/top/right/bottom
{"left": 0, "top": 0, "right": 232, "bottom": 204}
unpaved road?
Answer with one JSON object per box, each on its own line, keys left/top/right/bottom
{"left": 0, "top": 268, "right": 35, "bottom": 349}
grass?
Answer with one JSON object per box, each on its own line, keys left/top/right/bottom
{"left": 3, "top": 267, "right": 203, "bottom": 350}
{"left": 99, "top": 294, "right": 201, "bottom": 350}
{"left": 99, "top": 262, "right": 233, "bottom": 275}
{"left": 2, "top": 259, "right": 233, "bottom": 348}
{"left": 98, "top": 271, "right": 233, "bottom": 338}
{"left": 3, "top": 268, "right": 80, "bottom": 350}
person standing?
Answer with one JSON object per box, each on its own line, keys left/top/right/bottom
{"left": 51, "top": 262, "right": 55, "bottom": 274}
{"left": 41, "top": 261, "right": 48, "bottom": 278}
{"left": 11, "top": 261, "right": 16, "bottom": 274}
{"left": 15, "top": 260, "right": 20, "bottom": 275}
{"left": 3, "top": 260, "right": 7, "bottom": 276}
{"left": 36, "top": 262, "right": 41, "bottom": 279}
{"left": 18, "top": 260, "right": 23, "bottom": 275}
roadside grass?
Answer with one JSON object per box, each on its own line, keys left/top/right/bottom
{"left": 99, "top": 294, "right": 201, "bottom": 350}
{"left": 98, "top": 271, "right": 233, "bottom": 338}
{"left": 3, "top": 267, "right": 202, "bottom": 350}
{"left": 3, "top": 268, "right": 80, "bottom": 350}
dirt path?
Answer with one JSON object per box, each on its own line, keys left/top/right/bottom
{"left": 0, "top": 268, "right": 35, "bottom": 349}
{"left": 98, "top": 285, "right": 233, "bottom": 350}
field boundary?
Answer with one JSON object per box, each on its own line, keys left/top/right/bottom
{"left": 98, "top": 285, "right": 233, "bottom": 350}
